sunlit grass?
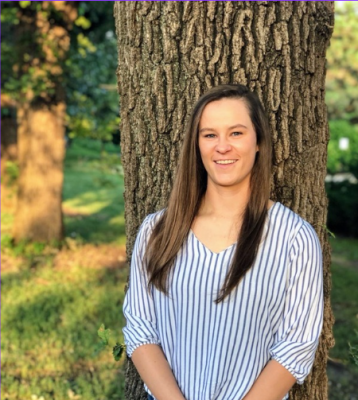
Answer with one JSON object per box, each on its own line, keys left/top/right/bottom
{"left": 1, "top": 211, "right": 13, "bottom": 234}
{"left": 329, "top": 237, "right": 358, "bottom": 362}
{"left": 62, "top": 138, "right": 125, "bottom": 245}
{"left": 1, "top": 262, "right": 127, "bottom": 400}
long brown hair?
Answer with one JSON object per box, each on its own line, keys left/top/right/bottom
{"left": 145, "top": 84, "right": 272, "bottom": 302}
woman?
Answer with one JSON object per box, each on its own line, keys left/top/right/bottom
{"left": 123, "top": 84, "right": 323, "bottom": 400}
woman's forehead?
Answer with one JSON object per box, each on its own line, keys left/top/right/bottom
{"left": 199, "top": 98, "right": 253, "bottom": 129}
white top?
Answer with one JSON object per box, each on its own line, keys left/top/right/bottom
{"left": 122, "top": 202, "right": 324, "bottom": 400}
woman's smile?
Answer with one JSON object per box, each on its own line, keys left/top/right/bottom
{"left": 214, "top": 159, "right": 238, "bottom": 165}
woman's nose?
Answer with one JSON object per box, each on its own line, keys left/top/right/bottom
{"left": 216, "top": 137, "right": 232, "bottom": 153}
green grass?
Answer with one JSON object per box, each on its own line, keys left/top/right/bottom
{"left": 63, "top": 138, "right": 125, "bottom": 245}
{"left": 327, "top": 237, "right": 358, "bottom": 400}
{"left": 1, "top": 262, "right": 127, "bottom": 400}
{"left": 329, "top": 237, "right": 358, "bottom": 363}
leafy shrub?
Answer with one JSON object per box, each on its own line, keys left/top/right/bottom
{"left": 328, "top": 120, "right": 358, "bottom": 177}
{"left": 326, "top": 181, "right": 358, "bottom": 237}
{"left": 4, "top": 160, "right": 19, "bottom": 186}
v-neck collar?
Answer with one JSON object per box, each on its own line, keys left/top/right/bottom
{"left": 189, "top": 202, "right": 279, "bottom": 255}
{"left": 189, "top": 229, "right": 236, "bottom": 255}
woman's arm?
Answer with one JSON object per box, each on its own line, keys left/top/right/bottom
{"left": 242, "top": 360, "right": 296, "bottom": 400}
{"left": 132, "top": 344, "right": 186, "bottom": 400}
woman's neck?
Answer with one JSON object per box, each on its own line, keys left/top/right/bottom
{"left": 199, "top": 181, "right": 250, "bottom": 219}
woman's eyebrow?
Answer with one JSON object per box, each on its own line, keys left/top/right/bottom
{"left": 228, "top": 123, "right": 248, "bottom": 130}
{"left": 199, "top": 123, "right": 248, "bottom": 133}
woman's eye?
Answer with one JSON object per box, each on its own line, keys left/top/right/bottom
{"left": 232, "top": 131, "right": 242, "bottom": 136}
{"left": 204, "top": 134, "right": 216, "bottom": 138}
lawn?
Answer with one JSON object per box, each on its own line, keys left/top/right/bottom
{"left": 1, "top": 138, "right": 358, "bottom": 400}
{"left": 327, "top": 238, "right": 358, "bottom": 400}
{"left": 1, "top": 139, "right": 127, "bottom": 400}
{"left": 63, "top": 138, "right": 126, "bottom": 245}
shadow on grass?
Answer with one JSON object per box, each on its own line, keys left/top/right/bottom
{"left": 62, "top": 162, "right": 125, "bottom": 244}
{"left": 64, "top": 202, "right": 126, "bottom": 245}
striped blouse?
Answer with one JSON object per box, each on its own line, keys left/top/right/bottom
{"left": 122, "top": 202, "right": 324, "bottom": 400}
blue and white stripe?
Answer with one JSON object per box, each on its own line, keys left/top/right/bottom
{"left": 122, "top": 202, "right": 324, "bottom": 400}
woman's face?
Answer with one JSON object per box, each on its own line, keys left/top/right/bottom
{"left": 198, "top": 98, "right": 258, "bottom": 192}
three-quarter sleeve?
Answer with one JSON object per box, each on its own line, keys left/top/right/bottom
{"left": 269, "top": 222, "right": 324, "bottom": 384}
{"left": 122, "top": 214, "right": 161, "bottom": 357}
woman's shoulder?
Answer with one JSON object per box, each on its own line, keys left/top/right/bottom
{"left": 133, "top": 209, "right": 166, "bottom": 248}
{"left": 139, "top": 208, "right": 166, "bottom": 232}
{"left": 269, "top": 202, "right": 320, "bottom": 243}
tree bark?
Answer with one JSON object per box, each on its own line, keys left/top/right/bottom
{"left": 114, "top": 2, "right": 335, "bottom": 399}
{"left": 11, "top": 1, "right": 77, "bottom": 243}
{"left": 13, "top": 100, "right": 66, "bottom": 242}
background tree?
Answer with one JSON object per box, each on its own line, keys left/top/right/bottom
{"left": 1, "top": 1, "right": 78, "bottom": 242}
{"left": 1, "top": 1, "right": 118, "bottom": 242}
{"left": 114, "top": 2, "right": 335, "bottom": 400}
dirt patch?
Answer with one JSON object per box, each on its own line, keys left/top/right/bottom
{"left": 54, "top": 243, "right": 127, "bottom": 270}
{"left": 0, "top": 252, "right": 25, "bottom": 272}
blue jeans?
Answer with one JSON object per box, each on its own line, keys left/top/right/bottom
{"left": 148, "top": 395, "right": 154, "bottom": 400}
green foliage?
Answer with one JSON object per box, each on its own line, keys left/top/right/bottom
{"left": 349, "top": 335, "right": 358, "bottom": 367}
{"left": 1, "top": 1, "right": 119, "bottom": 143}
{"left": 19, "top": 1, "right": 31, "bottom": 8}
{"left": 326, "top": 181, "right": 358, "bottom": 237}
{"left": 0, "top": 4, "right": 19, "bottom": 24}
{"left": 327, "top": 120, "right": 358, "bottom": 176}
{"left": 95, "top": 324, "right": 125, "bottom": 362}
{"left": 322, "top": 225, "right": 336, "bottom": 239}
{"left": 113, "top": 343, "right": 125, "bottom": 362}
{"left": 326, "top": 2, "right": 358, "bottom": 123}
{"left": 3, "top": 160, "right": 19, "bottom": 186}
{"left": 75, "top": 15, "right": 91, "bottom": 30}
{"left": 65, "top": 3, "right": 119, "bottom": 143}
{"left": 98, "top": 324, "right": 111, "bottom": 345}
{"left": 1, "top": 1, "right": 66, "bottom": 103}
{"left": 326, "top": 1, "right": 358, "bottom": 240}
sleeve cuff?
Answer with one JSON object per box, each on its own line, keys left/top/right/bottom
{"left": 126, "top": 339, "right": 161, "bottom": 358}
{"left": 270, "top": 354, "right": 305, "bottom": 384}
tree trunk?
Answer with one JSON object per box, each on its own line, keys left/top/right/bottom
{"left": 12, "top": 100, "right": 66, "bottom": 242}
{"left": 114, "top": 2, "right": 335, "bottom": 399}
{"left": 11, "top": 1, "right": 77, "bottom": 243}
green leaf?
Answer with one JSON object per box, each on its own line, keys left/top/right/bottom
{"left": 322, "top": 225, "right": 336, "bottom": 239}
{"left": 97, "top": 323, "right": 110, "bottom": 345}
{"left": 75, "top": 16, "right": 91, "bottom": 30}
{"left": 113, "top": 343, "right": 125, "bottom": 362}
{"left": 19, "top": 1, "right": 31, "bottom": 8}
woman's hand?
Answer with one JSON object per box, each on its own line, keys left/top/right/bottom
{"left": 131, "top": 344, "right": 186, "bottom": 400}
{"left": 242, "top": 360, "right": 296, "bottom": 400}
